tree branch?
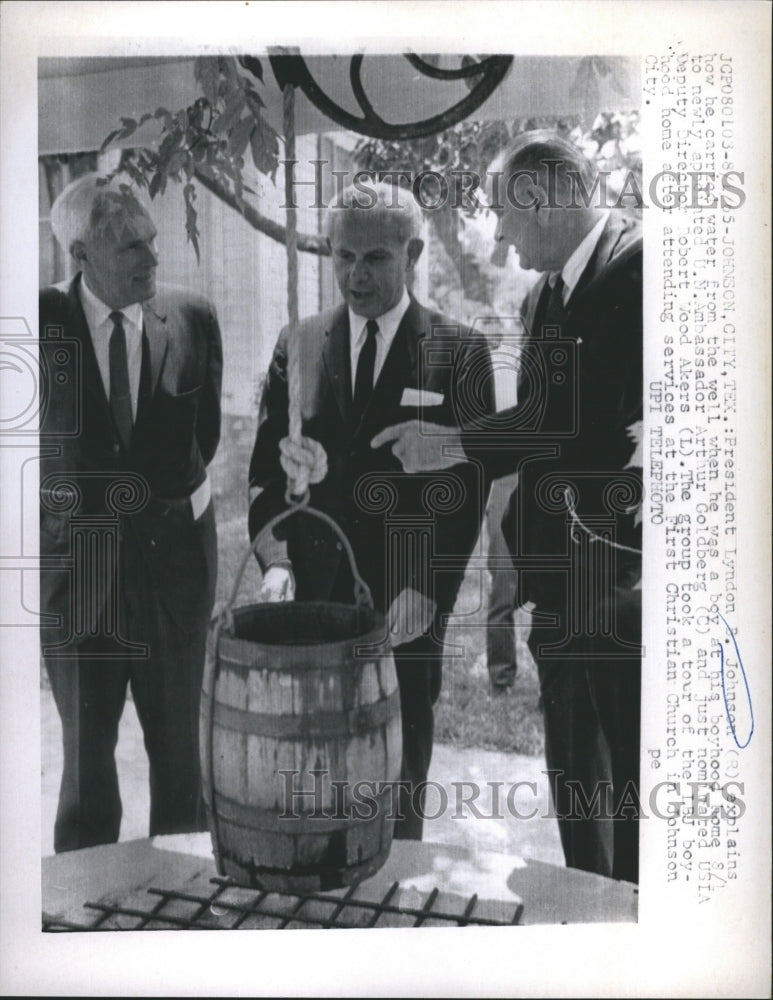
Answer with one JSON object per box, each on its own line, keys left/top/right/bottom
{"left": 193, "top": 167, "right": 330, "bottom": 256}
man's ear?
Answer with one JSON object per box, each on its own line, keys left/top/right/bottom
{"left": 531, "top": 183, "right": 551, "bottom": 226}
{"left": 406, "top": 238, "right": 424, "bottom": 269}
{"left": 70, "top": 240, "right": 88, "bottom": 267}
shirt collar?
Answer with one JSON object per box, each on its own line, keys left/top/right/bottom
{"left": 556, "top": 210, "right": 610, "bottom": 302}
{"left": 78, "top": 274, "right": 144, "bottom": 332}
{"left": 349, "top": 287, "right": 411, "bottom": 349}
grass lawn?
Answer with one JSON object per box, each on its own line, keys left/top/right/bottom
{"left": 212, "top": 416, "right": 545, "bottom": 758}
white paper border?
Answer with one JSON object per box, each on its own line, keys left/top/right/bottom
{"left": 1, "top": 2, "right": 770, "bottom": 996}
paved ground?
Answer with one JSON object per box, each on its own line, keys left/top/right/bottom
{"left": 41, "top": 686, "right": 564, "bottom": 865}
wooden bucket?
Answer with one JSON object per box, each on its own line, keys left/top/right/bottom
{"left": 200, "top": 503, "right": 401, "bottom": 892}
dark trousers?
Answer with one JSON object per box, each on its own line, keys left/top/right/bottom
{"left": 391, "top": 632, "right": 444, "bottom": 841}
{"left": 44, "top": 503, "right": 217, "bottom": 853}
{"left": 486, "top": 476, "right": 520, "bottom": 688}
{"left": 330, "top": 550, "right": 447, "bottom": 843}
{"left": 528, "top": 589, "right": 641, "bottom": 883}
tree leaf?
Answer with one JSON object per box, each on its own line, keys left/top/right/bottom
{"left": 119, "top": 156, "right": 147, "bottom": 187}
{"left": 217, "top": 56, "right": 242, "bottom": 101}
{"left": 195, "top": 57, "right": 219, "bottom": 109}
{"left": 191, "top": 139, "right": 208, "bottom": 162}
{"left": 167, "top": 150, "right": 188, "bottom": 175}
{"left": 229, "top": 115, "right": 254, "bottom": 160}
{"left": 238, "top": 55, "right": 264, "bottom": 82}
{"left": 158, "top": 129, "right": 184, "bottom": 161}
{"left": 211, "top": 92, "right": 246, "bottom": 136}
{"left": 245, "top": 89, "right": 265, "bottom": 116}
{"left": 100, "top": 128, "right": 122, "bottom": 153}
{"left": 154, "top": 107, "right": 174, "bottom": 130}
{"left": 183, "top": 182, "right": 201, "bottom": 264}
{"left": 249, "top": 118, "right": 279, "bottom": 177}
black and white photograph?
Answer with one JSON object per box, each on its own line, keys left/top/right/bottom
{"left": 0, "top": 2, "right": 770, "bottom": 996}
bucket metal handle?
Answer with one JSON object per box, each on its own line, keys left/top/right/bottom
{"left": 221, "top": 488, "right": 373, "bottom": 631}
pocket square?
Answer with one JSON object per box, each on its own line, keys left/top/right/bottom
{"left": 400, "top": 387, "right": 444, "bottom": 406}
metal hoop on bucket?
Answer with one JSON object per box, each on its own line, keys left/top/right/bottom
{"left": 202, "top": 496, "right": 375, "bottom": 875}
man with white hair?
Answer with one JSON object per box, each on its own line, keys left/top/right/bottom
{"left": 40, "top": 173, "right": 222, "bottom": 852}
{"left": 249, "top": 181, "right": 494, "bottom": 840}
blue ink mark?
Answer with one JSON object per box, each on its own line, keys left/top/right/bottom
{"left": 716, "top": 611, "right": 754, "bottom": 749}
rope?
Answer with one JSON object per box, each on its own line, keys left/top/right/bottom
{"left": 282, "top": 82, "right": 308, "bottom": 498}
{"left": 564, "top": 487, "right": 643, "bottom": 556}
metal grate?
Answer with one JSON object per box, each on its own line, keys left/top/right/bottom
{"left": 43, "top": 876, "right": 523, "bottom": 931}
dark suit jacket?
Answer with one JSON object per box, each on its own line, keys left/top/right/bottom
{"left": 461, "top": 214, "right": 643, "bottom": 610}
{"left": 249, "top": 297, "right": 494, "bottom": 616}
{"left": 39, "top": 274, "right": 223, "bottom": 646}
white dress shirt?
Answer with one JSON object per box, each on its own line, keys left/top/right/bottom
{"left": 78, "top": 276, "right": 143, "bottom": 419}
{"left": 554, "top": 209, "right": 610, "bottom": 305}
{"left": 348, "top": 288, "right": 411, "bottom": 395}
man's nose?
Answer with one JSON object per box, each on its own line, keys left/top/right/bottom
{"left": 350, "top": 259, "right": 370, "bottom": 282}
{"left": 143, "top": 241, "right": 159, "bottom": 266}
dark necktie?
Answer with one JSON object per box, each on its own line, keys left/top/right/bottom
{"left": 352, "top": 319, "right": 378, "bottom": 420}
{"left": 518, "top": 274, "right": 568, "bottom": 405}
{"left": 109, "top": 311, "right": 133, "bottom": 449}
{"left": 542, "top": 273, "right": 567, "bottom": 331}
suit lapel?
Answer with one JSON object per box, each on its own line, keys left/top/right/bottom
{"left": 568, "top": 215, "right": 634, "bottom": 310}
{"left": 129, "top": 299, "right": 170, "bottom": 440}
{"left": 141, "top": 299, "right": 170, "bottom": 397}
{"left": 322, "top": 305, "right": 352, "bottom": 425}
{"left": 321, "top": 297, "right": 422, "bottom": 433}
{"left": 353, "top": 297, "right": 421, "bottom": 435}
{"left": 66, "top": 275, "right": 112, "bottom": 418}
{"left": 368, "top": 297, "right": 420, "bottom": 410}
{"left": 520, "top": 217, "right": 639, "bottom": 404}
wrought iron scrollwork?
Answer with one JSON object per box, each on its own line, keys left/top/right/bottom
{"left": 269, "top": 52, "right": 513, "bottom": 140}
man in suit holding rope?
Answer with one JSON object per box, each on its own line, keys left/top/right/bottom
{"left": 249, "top": 181, "right": 494, "bottom": 840}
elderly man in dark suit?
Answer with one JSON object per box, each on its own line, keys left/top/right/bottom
{"left": 373, "top": 133, "right": 643, "bottom": 883}
{"left": 249, "top": 182, "right": 494, "bottom": 840}
{"left": 40, "top": 174, "right": 222, "bottom": 852}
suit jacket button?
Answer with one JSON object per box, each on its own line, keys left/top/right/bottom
{"left": 112, "top": 443, "right": 120, "bottom": 454}
{"left": 150, "top": 539, "right": 157, "bottom": 547}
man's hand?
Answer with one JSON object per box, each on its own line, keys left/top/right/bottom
{"left": 387, "top": 587, "right": 436, "bottom": 648}
{"left": 279, "top": 435, "right": 328, "bottom": 494}
{"left": 371, "top": 420, "right": 464, "bottom": 473}
{"left": 259, "top": 564, "right": 295, "bottom": 602}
